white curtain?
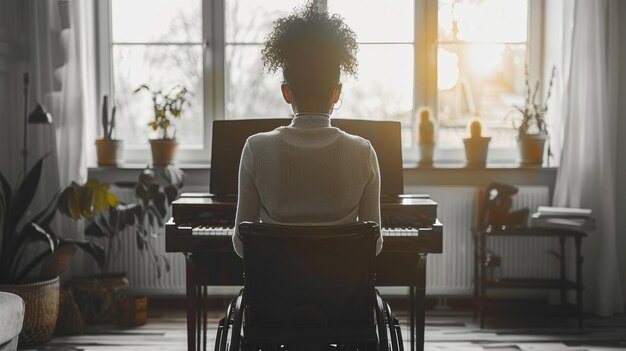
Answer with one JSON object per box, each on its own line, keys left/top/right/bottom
{"left": 553, "top": 0, "right": 623, "bottom": 316}
{"left": 28, "top": 0, "right": 97, "bottom": 276}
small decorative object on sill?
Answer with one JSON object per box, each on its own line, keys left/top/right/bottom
{"left": 118, "top": 295, "right": 148, "bottom": 327}
{"left": 463, "top": 118, "right": 490, "bottom": 167}
{"left": 135, "top": 84, "right": 189, "bottom": 166}
{"left": 417, "top": 107, "right": 435, "bottom": 167}
{"left": 514, "top": 66, "right": 556, "bottom": 166}
{"left": 96, "top": 95, "right": 123, "bottom": 166}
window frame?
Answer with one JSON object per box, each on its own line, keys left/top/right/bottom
{"left": 95, "top": 0, "right": 543, "bottom": 166}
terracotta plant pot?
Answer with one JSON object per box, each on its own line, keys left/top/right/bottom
{"left": 118, "top": 295, "right": 148, "bottom": 327}
{"left": 149, "top": 139, "right": 177, "bottom": 166}
{"left": 418, "top": 144, "right": 434, "bottom": 167}
{"left": 95, "top": 139, "right": 123, "bottom": 166}
{"left": 67, "top": 273, "right": 129, "bottom": 324}
{"left": 518, "top": 133, "right": 546, "bottom": 165}
{"left": 0, "top": 277, "right": 60, "bottom": 346}
{"left": 463, "top": 137, "right": 491, "bottom": 167}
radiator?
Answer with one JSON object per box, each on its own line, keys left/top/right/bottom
{"left": 406, "top": 185, "right": 557, "bottom": 295}
{"left": 111, "top": 186, "right": 556, "bottom": 296}
{"left": 107, "top": 187, "right": 188, "bottom": 295}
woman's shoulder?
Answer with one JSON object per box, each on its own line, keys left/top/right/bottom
{"left": 246, "top": 129, "right": 282, "bottom": 146}
{"left": 335, "top": 128, "right": 373, "bottom": 149}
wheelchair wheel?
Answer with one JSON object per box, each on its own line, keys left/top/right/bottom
{"left": 215, "top": 292, "right": 245, "bottom": 351}
{"left": 382, "top": 301, "right": 403, "bottom": 351}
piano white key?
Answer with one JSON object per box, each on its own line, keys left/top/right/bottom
{"left": 192, "top": 227, "right": 200, "bottom": 235}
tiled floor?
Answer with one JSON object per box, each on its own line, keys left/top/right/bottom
{"left": 25, "top": 307, "right": 626, "bottom": 351}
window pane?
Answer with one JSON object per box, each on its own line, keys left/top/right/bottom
{"left": 438, "top": 0, "right": 528, "bottom": 43}
{"left": 437, "top": 43, "right": 526, "bottom": 147}
{"left": 225, "top": 45, "right": 292, "bottom": 118}
{"left": 334, "top": 44, "right": 414, "bottom": 148}
{"left": 112, "top": 45, "right": 204, "bottom": 147}
{"left": 328, "top": 0, "right": 413, "bottom": 43}
{"left": 111, "top": 0, "right": 202, "bottom": 43}
{"left": 225, "top": 0, "right": 308, "bottom": 43}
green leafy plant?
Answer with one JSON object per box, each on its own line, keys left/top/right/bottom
{"left": 134, "top": 85, "right": 189, "bottom": 140}
{"left": 514, "top": 66, "right": 556, "bottom": 137}
{"left": 0, "top": 155, "right": 104, "bottom": 284}
{"left": 57, "top": 166, "right": 184, "bottom": 278}
{"left": 132, "top": 166, "right": 184, "bottom": 277}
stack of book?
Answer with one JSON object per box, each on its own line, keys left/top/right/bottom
{"left": 531, "top": 206, "right": 595, "bottom": 231}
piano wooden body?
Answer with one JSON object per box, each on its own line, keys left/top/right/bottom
{"left": 166, "top": 193, "right": 442, "bottom": 351}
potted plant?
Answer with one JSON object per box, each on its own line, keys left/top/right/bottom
{"left": 417, "top": 107, "right": 435, "bottom": 167}
{"left": 95, "top": 96, "right": 123, "bottom": 166}
{"left": 514, "top": 66, "right": 556, "bottom": 165}
{"left": 463, "top": 118, "right": 490, "bottom": 167}
{"left": 134, "top": 85, "right": 189, "bottom": 166}
{"left": 0, "top": 156, "right": 104, "bottom": 346}
{"left": 57, "top": 166, "right": 183, "bottom": 324}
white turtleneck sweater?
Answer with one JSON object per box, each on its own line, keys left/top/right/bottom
{"left": 233, "top": 113, "right": 382, "bottom": 257}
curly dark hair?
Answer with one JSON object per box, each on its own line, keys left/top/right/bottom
{"left": 261, "top": 1, "right": 358, "bottom": 106}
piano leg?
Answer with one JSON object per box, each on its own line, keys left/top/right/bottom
{"left": 415, "top": 254, "right": 427, "bottom": 351}
{"left": 186, "top": 254, "right": 197, "bottom": 351}
{"left": 410, "top": 286, "right": 415, "bottom": 351}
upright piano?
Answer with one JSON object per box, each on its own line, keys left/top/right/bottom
{"left": 165, "top": 119, "right": 443, "bottom": 351}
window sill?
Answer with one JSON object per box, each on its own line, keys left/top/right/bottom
{"left": 88, "top": 162, "right": 558, "bottom": 191}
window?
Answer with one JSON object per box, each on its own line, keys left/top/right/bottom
{"left": 98, "top": 0, "right": 540, "bottom": 164}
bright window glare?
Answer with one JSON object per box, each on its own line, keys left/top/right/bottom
{"left": 438, "top": 0, "right": 528, "bottom": 43}
{"left": 437, "top": 0, "right": 528, "bottom": 148}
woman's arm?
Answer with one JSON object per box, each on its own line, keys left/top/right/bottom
{"left": 358, "top": 142, "right": 383, "bottom": 254}
{"left": 233, "top": 140, "right": 260, "bottom": 258}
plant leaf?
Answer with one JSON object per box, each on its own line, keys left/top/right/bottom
{"left": 8, "top": 155, "right": 47, "bottom": 235}
{"left": 40, "top": 243, "right": 77, "bottom": 279}
{"left": 136, "top": 232, "right": 145, "bottom": 250}
{"left": 31, "top": 191, "right": 59, "bottom": 229}
{"left": 85, "top": 221, "right": 107, "bottom": 237}
{"left": 164, "top": 185, "right": 178, "bottom": 204}
{"left": 61, "top": 238, "right": 105, "bottom": 272}
{"left": 0, "top": 170, "right": 12, "bottom": 210}
{"left": 11, "top": 222, "right": 57, "bottom": 278}
{"left": 14, "top": 250, "right": 52, "bottom": 283}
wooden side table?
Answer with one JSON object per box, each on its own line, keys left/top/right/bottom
{"left": 472, "top": 226, "right": 586, "bottom": 330}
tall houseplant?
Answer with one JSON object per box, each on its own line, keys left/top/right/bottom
{"left": 514, "top": 66, "right": 556, "bottom": 165}
{"left": 95, "top": 95, "right": 123, "bottom": 166}
{"left": 134, "top": 85, "right": 189, "bottom": 166}
{"left": 0, "top": 155, "right": 104, "bottom": 345}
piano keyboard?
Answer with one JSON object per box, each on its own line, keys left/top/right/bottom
{"left": 190, "top": 226, "right": 418, "bottom": 237}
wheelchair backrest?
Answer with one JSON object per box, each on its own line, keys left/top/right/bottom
{"left": 238, "top": 221, "right": 379, "bottom": 331}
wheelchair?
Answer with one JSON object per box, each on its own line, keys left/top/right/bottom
{"left": 215, "top": 221, "right": 404, "bottom": 351}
